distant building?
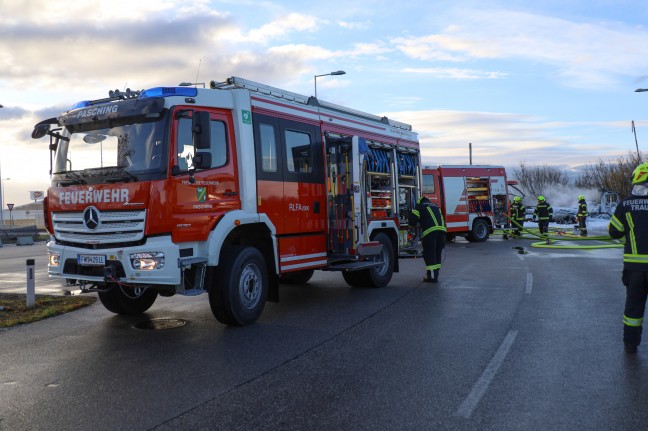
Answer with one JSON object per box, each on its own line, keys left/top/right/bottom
{"left": 0, "top": 201, "right": 45, "bottom": 229}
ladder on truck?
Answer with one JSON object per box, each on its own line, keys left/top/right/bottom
{"left": 209, "top": 77, "right": 413, "bottom": 131}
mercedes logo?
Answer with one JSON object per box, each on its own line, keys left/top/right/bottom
{"left": 83, "top": 206, "right": 100, "bottom": 230}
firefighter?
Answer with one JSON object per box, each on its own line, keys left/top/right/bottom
{"left": 533, "top": 195, "right": 553, "bottom": 235}
{"left": 608, "top": 162, "right": 648, "bottom": 354}
{"left": 409, "top": 196, "right": 446, "bottom": 283}
{"left": 577, "top": 194, "right": 588, "bottom": 237}
{"left": 509, "top": 196, "right": 526, "bottom": 237}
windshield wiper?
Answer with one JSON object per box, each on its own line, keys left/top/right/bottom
{"left": 57, "top": 170, "right": 88, "bottom": 185}
{"left": 84, "top": 166, "right": 139, "bottom": 183}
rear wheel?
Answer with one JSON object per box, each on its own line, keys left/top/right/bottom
{"left": 469, "top": 219, "right": 490, "bottom": 242}
{"left": 279, "top": 269, "right": 315, "bottom": 284}
{"left": 98, "top": 284, "right": 158, "bottom": 315}
{"left": 209, "top": 246, "right": 268, "bottom": 326}
{"left": 342, "top": 232, "right": 394, "bottom": 288}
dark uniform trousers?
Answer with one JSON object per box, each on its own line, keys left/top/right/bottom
{"left": 623, "top": 271, "right": 648, "bottom": 346}
{"left": 422, "top": 230, "right": 445, "bottom": 275}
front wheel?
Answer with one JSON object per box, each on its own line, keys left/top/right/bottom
{"left": 98, "top": 285, "right": 158, "bottom": 315}
{"left": 209, "top": 246, "right": 268, "bottom": 326}
{"left": 343, "top": 232, "right": 394, "bottom": 288}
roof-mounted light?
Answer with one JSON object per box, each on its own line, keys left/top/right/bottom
{"left": 72, "top": 101, "right": 91, "bottom": 109}
{"left": 140, "top": 87, "right": 198, "bottom": 98}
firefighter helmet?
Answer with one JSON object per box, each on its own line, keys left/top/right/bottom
{"left": 632, "top": 162, "right": 648, "bottom": 185}
{"left": 578, "top": 194, "right": 585, "bottom": 201}
{"left": 537, "top": 195, "right": 545, "bottom": 202}
{"left": 513, "top": 196, "right": 522, "bottom": 202}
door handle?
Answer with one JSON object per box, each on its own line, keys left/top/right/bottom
{"left": 223, "top": 191, "right": 239, "bottom": 196}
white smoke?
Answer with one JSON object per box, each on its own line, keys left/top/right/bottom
{"left": 521, "top": 185, "right": 600, "bottom": 209}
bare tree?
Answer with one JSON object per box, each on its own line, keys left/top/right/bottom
{"left": 575, "top": 151, "right": 646, "bottom": 199}
{"left": 513, "top": 162, "right": 571, "bottom": 198}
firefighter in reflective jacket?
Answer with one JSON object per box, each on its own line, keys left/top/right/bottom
{"left": 577, "top": 194, "right": 588, "bottom": 237}
{"left": 410, "top": 196, "right": 446, "bottom": 283}
{"left": 609, "top": 162, "right": 648, "bottom": 354}
{"left": 509, "top": 196, "right": 526, "bottom": 237}
{"left": 533, "top": 196, "right": 553, "bottom": 235}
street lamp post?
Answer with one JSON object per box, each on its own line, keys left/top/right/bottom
{"left": 634, "top": 89, "right": 647, "bottom": 162}
{"left": 314, "top": 70, "right": 346, "bottom": 99}
{"left": 0, "top": 177, "right": 9, "bottom": 227}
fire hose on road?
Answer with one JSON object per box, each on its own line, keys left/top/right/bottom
{"left": 496, "top": 214, "right": 623, "bottom": 250}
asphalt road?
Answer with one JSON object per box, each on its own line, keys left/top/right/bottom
{"left": 1, "top": 235, "right": 647, "bottom": 430}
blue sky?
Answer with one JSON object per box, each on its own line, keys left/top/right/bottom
{"left": 1, "top": 0, "right": 648, "bottom": 205}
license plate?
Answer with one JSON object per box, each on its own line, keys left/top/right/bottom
{"left": 78, "top": 254, "right": 106, "bottom": 266}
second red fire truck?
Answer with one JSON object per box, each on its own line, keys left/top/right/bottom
{"left": 422, "top": 165, "right": 514, "bottom": 242}
{"left": 32, "top": 77, "right": 422, "bottom": 325}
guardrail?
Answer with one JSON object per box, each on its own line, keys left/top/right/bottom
{"left": 0, "top": 225, "right": 40, "bottom": 241}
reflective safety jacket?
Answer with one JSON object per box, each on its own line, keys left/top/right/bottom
{"left": 410, "top": 200, "right": 446, "bottom": 238}
{"left": 509, "top": 202, "right": 526, "bottom": 224}
{"left": 577, "top": 199, "right": 588, "bottom": 218}
{"left": 533, "top": 201, "right": 553, "bottom": 221}
{"left": 609, "top": 196, "right": 648, "bottom": 270}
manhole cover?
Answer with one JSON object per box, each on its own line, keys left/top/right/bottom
{"left": 135, "top": 318, "right": 188, "bottom": 330}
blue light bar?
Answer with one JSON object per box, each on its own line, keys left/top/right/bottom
{"left": 72, "top": 100, "right": 91, "bottom": 109}
{"left": 140, "top": 87, "right": 198, "bottom": 98}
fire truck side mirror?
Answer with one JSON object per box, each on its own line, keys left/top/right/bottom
{"left": 192, "top": 152, "right": 212, "bottom": 169}
{"left": 192, "top": 111, "right": 212, "bottom": 150}
{"left": 32, "top": 123, "right": 51, "bottom": 139}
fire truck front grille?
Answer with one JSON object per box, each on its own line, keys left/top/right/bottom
{"left": 52, "top": 210, "right": 146, "bottom": 246}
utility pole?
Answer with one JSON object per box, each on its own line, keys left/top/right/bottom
{"left": 632, "top": 121, "right": 642, "bottom": 163}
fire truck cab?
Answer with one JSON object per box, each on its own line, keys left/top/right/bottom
{"left": 32, "top": 77, "right": 421, "bottom": 326}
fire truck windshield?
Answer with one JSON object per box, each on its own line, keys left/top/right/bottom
{"left": 53, "top": 113, "right": 168, "bottom": 184}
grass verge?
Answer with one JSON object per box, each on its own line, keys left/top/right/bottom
{"left": 0, "top": 293, "right": 96, "bottom": 329}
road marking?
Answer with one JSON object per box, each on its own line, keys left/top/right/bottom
{"left": 525, "top": 272, "right": 533, "bottom": 294}
{"left": 456, "top": 329, "right": 518, "bottom": 419}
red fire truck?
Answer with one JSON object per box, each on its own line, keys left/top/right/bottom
{"left": 31, "top": 77, "right": 421, "bottom": 325}
{"left": 422, "top": 165, "right": 513, "bottom": 242}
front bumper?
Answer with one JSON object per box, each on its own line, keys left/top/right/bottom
{"left": 47, "top": 236, "right": 181, "bottom": 285}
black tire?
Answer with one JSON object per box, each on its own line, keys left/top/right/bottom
{"left": 279, "top": 269, "right": 315, "bottom": 284}
{"left": 209, "top": 246, "right": 268, "bottom": 326}
{"left": 469, "top": 219, "right": 490, "bottom": 242}
{"left": 342, "top": 232, "right": 394, "bottom": 288}
{"left": 98, "top": 285, "right": 158, "bottom": 315}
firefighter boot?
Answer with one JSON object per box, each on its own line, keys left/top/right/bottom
{"left": 580, "top": 229, "right": 587, "bottom": 237}
{"left": 423, "top": 270, "right": 434, "bottom": 283}
{"left": 432, "top": 269, "right": 439, "bottom": 283}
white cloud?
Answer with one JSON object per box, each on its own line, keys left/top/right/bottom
{"left": 390, "top": 9, "right": 648, "bottom": 88}
{"left": 338, "top": 20, "right": 371, "bottom": 30}
{"left": 401, "top": 67, "right": 507, "bottom": 79}
{"left": 383, "top": 109, "right": 629, "bottom": 167}
{"left": 231, "top": 13, "right": 319, "bottom": 44}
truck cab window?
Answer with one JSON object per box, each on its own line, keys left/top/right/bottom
{"left": 285, "top": 129, "right": 312, "bottom": 173}
{"left": 422, "top": 175, "right": 435, "bottom": 194}
{"left": 176, "top": 115, "right": 228, "bottom": 172}
{"left": 208, "top": 120, "right": 228, "bottom": 168}
{"left": 259, "top": 123, "right": 277, "bottom": 172}
{"left": 177, "top": 117, "right": 193, "bottom": 171}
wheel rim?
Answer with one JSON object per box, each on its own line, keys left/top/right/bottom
{"left": 375, "top": 246, "right": 388, "bottom": 276}
{"left": 476, "top": 222, "right": 487, "bottom": 238}
{"left": 239, "top": 263, "right": 262, "bottom": 310}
